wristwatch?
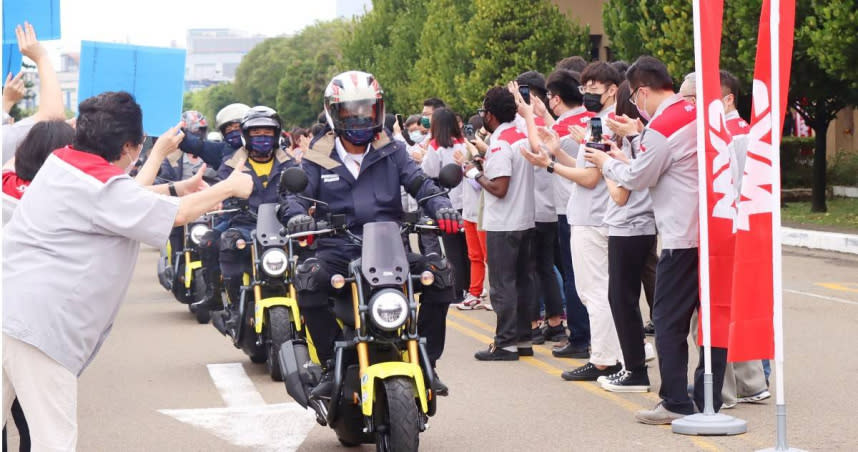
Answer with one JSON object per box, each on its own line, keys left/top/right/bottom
{"left": 546, "top": 161, "right": 556, "bottom": 174}
{"left": 168, "top": 182, "right": 179, "bottom": 197}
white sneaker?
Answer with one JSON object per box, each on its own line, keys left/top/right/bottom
{"left": 738, "top": 389, "right": 771, "bottom": 404}
{"left": 456, "top": 294, "right": 485, "bottom": 311}
{"left": 644, "top": 342, "right": 656, "bottom": 362}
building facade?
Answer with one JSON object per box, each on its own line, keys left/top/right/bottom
{"left": 185, "top": 29, "right": 265, "bottom": 90}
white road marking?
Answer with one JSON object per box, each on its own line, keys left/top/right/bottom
{"left": 158, "top": 363, "right": 317, "bottom": 452}
{"left": 785, "top": 289, "right": 858, "bottom": 307}
{"left": 207, "top": 363, "right": 267, "bottom": 407}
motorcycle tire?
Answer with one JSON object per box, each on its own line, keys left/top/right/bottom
{"left": 171, "top": 260, "right": 194, "bottom": 304}
{"left": 265, "top": 306, "right": 293, "bottom": 382}
{"left": 192, "top": 271, "right": 211, "bottom": 324}
{"left": 373, "top": 377, "right": 419, "bottom": 452}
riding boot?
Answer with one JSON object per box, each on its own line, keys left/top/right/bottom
{"left": 191, "top": 266, "right": 223, "bottom": 311}
{"left": 212, "top": 277, "right": 242, "bottom": 336}
{"left": 310, "top": 359, "right": 336, "bottom": 401}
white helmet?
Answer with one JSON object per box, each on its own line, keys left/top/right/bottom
{"left": 215, "top": 103, "right": 251, "bottom": 132}
{"left": 323, "top": 71, "right": 384, "bottom": 144}
{"left": 207, "top": 131, "right": 223, "bottom": 142}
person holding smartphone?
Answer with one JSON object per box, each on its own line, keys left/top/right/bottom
{"left": 518, "top": 62, "right": 624, "bottom": 382}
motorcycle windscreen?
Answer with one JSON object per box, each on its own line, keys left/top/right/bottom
{"left": 256, "top": 203, "right": 287, "bottom": 247}
{"left": 360, "top": 221, "right": 409, "bottom": 287}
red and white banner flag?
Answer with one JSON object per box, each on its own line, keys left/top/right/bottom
{"left": 694, "top": 0, "right": 733, "bottom": 349}
{"left": 728, "top": 0, "right": 795, "bottom": 362}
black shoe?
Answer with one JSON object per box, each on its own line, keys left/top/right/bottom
{"left": 474, "top": 344, "right": 519, "bottom": 361}
{"left": 542, "top": 323, "right": 567, "bottom": 342}
{"left": 552, "top": 342, "right": 590, "bottom": 359}
{"left": 310, "top": 369, "right": 334, "bottom": 401}
{"left": 191, "top": 293, "right": 222, "bottom": 312}
{"left": 644, "top": 321, "right": 655, "bottom": 336}
{"left": 517, "top": 346, "right": 534, "bottom": 357}
{"left": 432, "top": 370, "right": 449, "bottom": 397}
{"left": 531, "top": 327, "right": 546, "bottom": 345}
{"left": 561, "top": 363, "right": 622, "bottom": 381}
{"left": 601, "top": 369, "right": 650, "bottom": 392}
{"left": 211, "top": 310, "right": 228, "bottom": 335}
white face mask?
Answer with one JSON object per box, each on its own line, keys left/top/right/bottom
{"left": 409, "top": 131, "right": 425, "bottom": 142}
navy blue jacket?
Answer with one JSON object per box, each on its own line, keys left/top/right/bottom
{"left": 180, "top": 134, "right": 241, "bottom": 169}
{"left": 279, "top": 131, "right": 451, "bottom": 249}
{"left": 216, "top": 147, "right": 297, "bottom": 230}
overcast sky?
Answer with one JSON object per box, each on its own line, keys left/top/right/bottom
{"left": 44, "top": 0, "right": 337, "bottom": 57}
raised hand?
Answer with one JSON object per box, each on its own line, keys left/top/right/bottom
{"left": 16, "top": 23, "right": 47, "bottom": 63}
{"left": 226, "top": 157, "right": 253, "bottom": 199}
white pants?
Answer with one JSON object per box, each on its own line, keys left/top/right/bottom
{"left": 571, "top": 226, "right": 622, "bottom": 366}
{"left": 3, "top": 334, "right": 78, "bottom": 451}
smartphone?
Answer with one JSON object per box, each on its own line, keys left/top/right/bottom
{"left": 464, "top": 124, "right": 475, "bottom": 141}
{"left": 518, "top": 84, "right": 531, "bottom": 104}
{"left": 589, "top": 117, "right": 603, "bottom": 142}
{"left": 585, "top": 142, "right": 609, "bottom": 152}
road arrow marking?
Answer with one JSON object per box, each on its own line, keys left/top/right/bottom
{"left": 158, "top": 363, "right": 317, "bottom": 451}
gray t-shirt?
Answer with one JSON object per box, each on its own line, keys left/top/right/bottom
{"left": 2, "top": 116, "right": 37, "bottom": 162}
{"left": 482, "top": 122, "right": 535, "bottom": 232}
{"left": 421, "top": 140, "right": 464, "bottom": 210}
{"left": 604, "top": 136, "right": 656, "bottom": 237}
{"left": 566, "top": 105, "right": 615, "bottom": 227}
{"left": 3, "top": 147, "right": 179, "bottom": 375}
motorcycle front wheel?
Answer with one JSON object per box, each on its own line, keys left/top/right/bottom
{"left": 373, "top": 377, "right": 419, "bottom": 452}
{"left": 192, "top": 269, "right": 211, "bottom": 324}
{"left": 265, "top": 306, "right": 293, "bottom": 382}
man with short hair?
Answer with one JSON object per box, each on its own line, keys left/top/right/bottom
{"left": 2, "top": 91, "right": 252, "bottom": 449}
{"left": 467, "top": 87, "right": 536, "bottom": 361}
{"left": 587, "top": 56, "right": 727, "bottom": 424}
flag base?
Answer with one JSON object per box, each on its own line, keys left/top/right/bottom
{"left": 671, "top": 413, "right": 747, "bottom": 436}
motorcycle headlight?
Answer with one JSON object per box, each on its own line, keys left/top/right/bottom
{"left": 261, "top": 248, "right": 288, "bottom": 277}
{"left": 369, "top": 289, "right": 409, "bottom": 331}
{"left": 189, "top": 224, "right": 210, "bottom": 245}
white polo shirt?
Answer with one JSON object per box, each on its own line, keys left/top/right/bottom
{"left": 3, "top": 146, "right": 179, "bottom": 375}
{"left": 421, "top": 139, "right": 465, "bottom": 210}
{"left": 482, "top": 121, "right": 535, "bottom": 232}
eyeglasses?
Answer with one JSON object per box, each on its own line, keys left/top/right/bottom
{"left": 629, "top": 86, "right": 648, "bottom": 105}
{"left": 578, "top": 86, "right": 607, "bottom": 95}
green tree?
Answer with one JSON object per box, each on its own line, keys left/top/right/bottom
{"left": 340, "top": 0, "right": 430, "bottom": 113}
{"left": 181, "top": 82, "right": 235, "bottom": 125}
{"left": 409, "top": 0, "right": 474, "bottom": 114}
{"left": 233, "top": 37, "right": 292, "bottom": 108}
{"left": 275, "top": 20, "right": 353, "bottom": 128}
{"left": 802, "top": 0, "right": 858, "bottom": 90}
{"left": 459, "top": 0, "right": 589, "bottom": 112}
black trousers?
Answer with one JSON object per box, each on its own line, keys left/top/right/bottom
{"left": 641, "top": 239, "right": 658, "bottom": 317}
{"left": 653, "top": 248, "right": 726, "bottom": 414}
{"left": 529, "top": 222, "right": 564, "bottom": 320}
{"left": 486, "top": 229, "right": 534, "bottom": 349}
{"left": 440, "top": 231, "right": 469, "bottom": 303}
{"left": 2, "top": 398, "right": 29, "bottom": 452}
{"left": 608, "top": 235, "right": 656, "bottom": 372}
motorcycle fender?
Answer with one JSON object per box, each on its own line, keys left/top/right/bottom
{"left": 359, "top": 362, "right": 428, "bottom": 416}
{"left": 184, "top": 258, "right": 202, "bottom": 290}
{"left": 253, "top": 296, "right": 301, "bottom": 335}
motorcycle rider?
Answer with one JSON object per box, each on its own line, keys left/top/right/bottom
{"left": 207, "top": 106, "right": 298, "bottom": 329}
{"left": 279, "top": 71, "right": 462, "bottom": 398}
{"left": 178, "top": 103, "right": 251, "bottom": 168}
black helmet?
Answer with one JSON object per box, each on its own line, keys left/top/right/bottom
{"left": 241, "top": 106, "right": 282, "bottom": 143}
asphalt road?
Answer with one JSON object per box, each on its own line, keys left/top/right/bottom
{"left": 5, "top": 245, "right": 857, "bottom": 451}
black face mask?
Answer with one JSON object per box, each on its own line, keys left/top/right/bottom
{"left": 583, "top": 93, "right": 604, "bottom": 112}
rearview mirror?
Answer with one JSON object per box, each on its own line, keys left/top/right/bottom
{"left": 280, "top": 167, "right": 309, "bottom": 194}
{"left": 438, "top": 164, "right": 463, "bottom": 189}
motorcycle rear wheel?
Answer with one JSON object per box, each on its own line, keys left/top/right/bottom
{"left": 265, "top": 306, "right": 293, "bottom": 381}
{"left": 373, "top": 377, "right": 419, "bottom": 452}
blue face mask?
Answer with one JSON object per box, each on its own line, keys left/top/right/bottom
{"left": 343, "top": 128, "right": 376, "bottom": 146}
{"left": 248, "top": 135, "right": 276, "bottom": 157}
{"left": 224, "top": 130, "right": 243, "bottom": 149}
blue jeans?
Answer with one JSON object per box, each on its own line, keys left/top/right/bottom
{"left": 556, "top": 215, "right": 590, "bottom": 347}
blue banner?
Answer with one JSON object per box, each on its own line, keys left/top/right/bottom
{"left": 2, "top": 0, "right": 61, "bottom": 43}
{"left": 78, "top": 41, "right": 186, "bottom": 135}
{"left": 3, "top": 43, "right": 22, "bottom": 79}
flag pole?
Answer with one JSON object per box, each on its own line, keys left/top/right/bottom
{"left": 673, "top": 0, "right": 746, "bottom": 435}
{"left": 759, "top": 0, "right": 804, "bottom": 450}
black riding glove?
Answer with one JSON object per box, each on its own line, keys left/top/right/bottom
{"left": 435, "top": 208, "right": 463, "bottom": 234}
{"left": 287, "top": 214, "right": 316, "bottom": 235}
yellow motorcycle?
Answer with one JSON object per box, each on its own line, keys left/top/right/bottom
{"left": 157, "top": 216, "right": 214, "bottom": 324}
{"left": 278, "top": 166, "right": 461, "bottom": 451}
